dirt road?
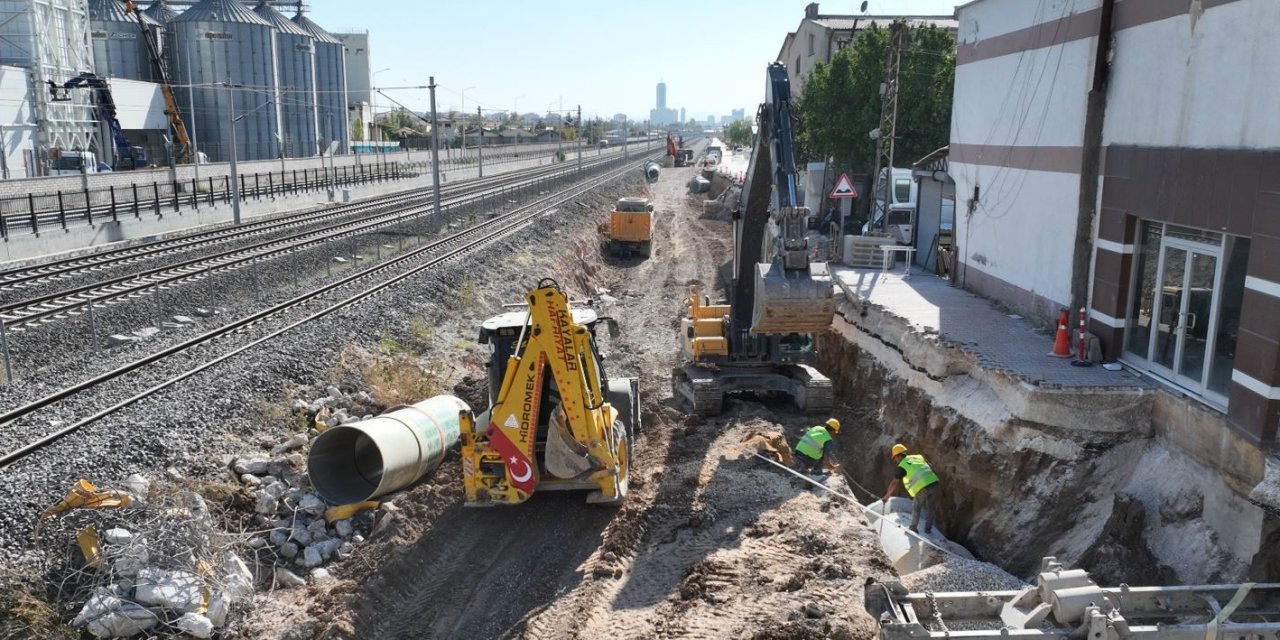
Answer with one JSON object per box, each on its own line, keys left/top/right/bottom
{"left": 314, "top": 164, "right": 891, "bottom": 639}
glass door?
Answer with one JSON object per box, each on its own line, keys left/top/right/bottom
{"left": 1146, "top": 241, "right": 1222, "bottom": 393}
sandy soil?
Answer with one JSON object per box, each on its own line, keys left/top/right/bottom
{"left": 278, "top": 164, "right": 897, "bottom": 639}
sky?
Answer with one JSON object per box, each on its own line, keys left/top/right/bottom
{"left": 304, "top": 0, "right": 961, "bottom": 122}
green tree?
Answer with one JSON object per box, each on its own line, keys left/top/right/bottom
{"left": 796, "top": 24, "right": 954, "bottom": 173}
{"left": 726, "top": 120, "right": 753, "bottom": 147}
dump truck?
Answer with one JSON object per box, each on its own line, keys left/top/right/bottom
{"left": 460, "top": 280, "right": 640, "bottom": 506}
{"left": 604, "top": 196, "right": 654, "bottom": 258}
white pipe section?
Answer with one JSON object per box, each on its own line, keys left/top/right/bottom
{"left": 308, "top": 395, "right": 469, "bottom": 504}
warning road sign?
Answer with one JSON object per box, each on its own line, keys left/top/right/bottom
{"left": 829, "top": 173, "right": 857, "bottom": 199}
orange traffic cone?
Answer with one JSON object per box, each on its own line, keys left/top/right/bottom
{"left": 1048, "top": 309, "right": 1071, "bottom": 358}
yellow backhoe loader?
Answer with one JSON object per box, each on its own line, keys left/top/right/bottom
{"left": 461, "top": 280, "right": 639, "bottom": 506}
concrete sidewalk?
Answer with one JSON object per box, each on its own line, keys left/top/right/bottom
{"left": 830, "top": 264, "right": 1152, "bottom": 392}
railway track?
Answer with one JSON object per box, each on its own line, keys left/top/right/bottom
{"left": 0, "top": 149, "right": 631, "bottom": 294}
{"left": 0, "top": 151, "right": 661, "bottom": 469}
{"left": 0, "top": 153, "right": 631, "bottom": 331}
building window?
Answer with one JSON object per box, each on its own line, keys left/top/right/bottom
{"left": 1122, "top": 221, "right": 1250, "bottom": 408}
{"left": 808, "top": 33, "right": 815, "bottom": 56}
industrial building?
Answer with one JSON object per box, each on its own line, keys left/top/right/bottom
{"left": 0, "top": 0, "right": 358, "bottom": 176}
{"left": 947, "top": 0, "right": 1280, "bottom": 570}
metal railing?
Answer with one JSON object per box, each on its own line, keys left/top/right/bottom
{"left": 0, "top": 161, "right": 411, "bottom": 240}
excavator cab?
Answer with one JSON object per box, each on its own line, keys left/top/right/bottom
{"left": 463, "top": 282, "right": 640, "bottom": 507}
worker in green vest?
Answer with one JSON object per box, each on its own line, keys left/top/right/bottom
{"left": 793, "top": 418, "right": 841, "bottom": 474}
{"left": 881, "top": 443, "right": 940, "bottom": 534}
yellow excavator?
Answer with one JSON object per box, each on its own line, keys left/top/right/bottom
{"left": 461, "top": 280, "right": 639, "bottom": 506}
{"left": 673, "top": 63, "right": 835, "bottom": 414}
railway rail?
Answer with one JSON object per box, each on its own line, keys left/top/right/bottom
{"left": 0, "top": 151, "right": 661, "bottom": 469}
{"left": 0, "top": 148, "right": 634, "bottom": 293}
{"left": 0, "top": 152, "right": 629, "bottom": 331}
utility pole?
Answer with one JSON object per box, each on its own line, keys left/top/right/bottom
{"left": 870, "top": 20, "right": 905, "bottom": 235}
{"left": 428, "top": 77, "right": 443, "bottom": 221}
{"left": 576, "top": 105, "right": 582, "bottom": 173}
{"left": 476, "top": 105, "right": 484, "bottom": 178}
{"left": 226, "top": 81, "right": 242, "bottom": 225}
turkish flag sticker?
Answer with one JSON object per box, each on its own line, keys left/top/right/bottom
{"left": 485, "top": 424, "right": 538, "bottom": 494}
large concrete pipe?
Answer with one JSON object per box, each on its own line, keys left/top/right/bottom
{"left": 643, "top": 161, "right": 660, "bottom": 181}
{"left": 307, "top": 395, "right": 469, "bottom": 504}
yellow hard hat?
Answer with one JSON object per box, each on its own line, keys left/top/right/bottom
{"left": 891, "top": 443, "right": 908, "bottom": 458}
{"left": 825, "top": 418, "right": 841, "bottom": 433}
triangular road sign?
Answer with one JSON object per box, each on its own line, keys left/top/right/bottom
{"left": 830, "top": 173, "right": 857, "bottom": 198}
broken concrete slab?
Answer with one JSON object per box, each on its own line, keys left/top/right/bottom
{"left": 176, "top": 612, "right": 214, "bottom": 639}
{"left": 72, "top": 592, "right": 158, "bottom": 638}
{"left": 134, "top": 567, "right": 205, "bottom": 613}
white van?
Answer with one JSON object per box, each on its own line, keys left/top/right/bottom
{"left": 50, "top": 150, "right": 99, "bottom": 176}
{"left": 863, "top": 167, "right": 917, "bottom": 244}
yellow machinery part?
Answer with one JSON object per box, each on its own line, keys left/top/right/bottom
{"left": 608, "top": 210, "right": 652, "bottom": 243}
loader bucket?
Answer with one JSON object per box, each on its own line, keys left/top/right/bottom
{"left": 751, "top": 261, "right": 835, "bottom": 335}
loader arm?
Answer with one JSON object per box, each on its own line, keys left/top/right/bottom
{"left": 462, "top": 282, "right": 624, "bottom": 506}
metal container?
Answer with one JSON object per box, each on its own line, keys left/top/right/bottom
{"left": 292, "top": 11, "right": 348, "bottom": 153}
{"left": 171, "top": 0, "right": 281, "bottom": 162}
{"left": 308, "top": 395, "right": 470, "bottom": 504}
{"left": 253, "top": 1, "right": 317, "bottom": 158}
{"left": 89, "top": 0, "right": 159, "bottom": 82}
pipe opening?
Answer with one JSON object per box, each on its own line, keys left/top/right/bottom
{"left": 307, "top": 426, "right": 385, "bottom": 504}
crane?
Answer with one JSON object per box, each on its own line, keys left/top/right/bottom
{"left": 121, "top": 0, "right": 192, "bottom": 164}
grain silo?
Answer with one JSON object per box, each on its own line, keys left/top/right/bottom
{"left": 143, "top": 0, "right": 179, "bottom": 76}
{"left": 293, "top": 9, "right": 349, "bottom": 153}
{"left": 171, "top": 0, "right": 281, "bottom": 162}
{"left": 88, "top": 0, "right": 159, "bottom": 82}
{"left": 253, "top": 0, "right": 318, "bottom": 157}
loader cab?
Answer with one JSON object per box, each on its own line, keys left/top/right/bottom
{"left": 478, "top": 307, "right": 602, "bottom": 409}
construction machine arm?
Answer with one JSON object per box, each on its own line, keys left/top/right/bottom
{"left": 730, "top": 62, "right": 833, "bottom": 338}
{"left": 121, "top": 0, "right": 191, "bottom": 163}
{"left": 462, "top": 281, "right": 624, "bottom": 506}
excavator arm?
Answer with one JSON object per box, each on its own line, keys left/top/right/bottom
{"left": 121, "top": 0, "right": 192, "bottom": 163}
{"left": 731, "top": 62, "right": 834, "bottom": 339}
{"left": 461, "top": 281, "right": 628, "bottom": 506}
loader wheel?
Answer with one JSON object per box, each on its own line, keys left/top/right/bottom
{"left": 597, "top": 420, "right": 630, "bottom": 506}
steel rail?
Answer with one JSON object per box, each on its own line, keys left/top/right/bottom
{"left": 0, "top": 153, "right": 660, "bottom": 468}
{"left": 0, "top": 156, "right": 617, "bottom": 329}
{"left": 0, "top": 151, "right": 623, "bottom": 291}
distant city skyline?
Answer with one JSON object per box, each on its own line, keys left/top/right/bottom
{"left": 304, "top": 1, "right": 964, "bottom": 122}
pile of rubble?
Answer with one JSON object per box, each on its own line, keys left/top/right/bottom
{"left": 41, "top": 386, "right": 400, "bottom": 638}
{"left": 38, "top": 477, "right": 254, "bottom": 638}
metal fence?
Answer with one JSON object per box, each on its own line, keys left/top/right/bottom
{"left": 0, "top": 161, "right": 410, "bottom": 239}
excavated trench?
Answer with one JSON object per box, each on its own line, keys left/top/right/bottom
{"left": 816, "top": 329, "right": 1272, "bottom": 586}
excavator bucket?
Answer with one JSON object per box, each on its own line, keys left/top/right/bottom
{"left": 751, "top": 261, "right": 835, "bottom": 335}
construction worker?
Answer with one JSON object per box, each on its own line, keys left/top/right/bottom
{"left": 793, "top": 418, "right": 840, "bottom": 474}
{"left": 882, "top": 443, "right": 940, "bottom": 534}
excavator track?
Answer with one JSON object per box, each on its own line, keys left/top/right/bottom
{"left": 672, "top": 366, "right": 724, "bottom": 415}
{"left": 790, "top": 364, "right": 834, "bottom": 413}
